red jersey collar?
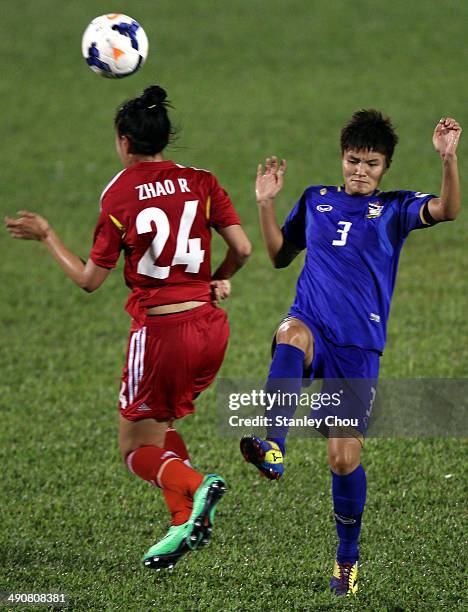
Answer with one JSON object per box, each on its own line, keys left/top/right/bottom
{"left": 130, "top": 160, "right": 178, "bottom": 170}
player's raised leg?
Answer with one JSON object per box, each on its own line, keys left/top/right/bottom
{"left": 328, "top": 436, "right": 364, "bottom": 596}
{"left": 240, "top": 317, "right": 313, "bottom": 480}
{"left": 120, "top": 416, "right": 225, "bottom": 570}
{"left": 120, "top": 305, "right": 231, "bottom": 569}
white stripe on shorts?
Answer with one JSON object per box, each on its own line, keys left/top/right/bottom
{"left": 127, "top": 331, "right": 137, "bottom": 404}
{"left": 127, "top": 327, "right": 147, "bottom": 405}
{"left": 133, "top": 329, "right": 141, "bottom": 403}
{"left": 138, "top": 327, "right": 147, "bottom": 390}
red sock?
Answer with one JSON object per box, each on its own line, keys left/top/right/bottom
{"left": 165, "top": 428, "right": 191, "bottom": 466}
{"left": 163, "top": 489, "right": 193, "bottom": 526}
{"left": 125, "top": 445, "right": 177, "bottom": 487}
{"left": 126, "top": 445, "right": 203, "bottom": 495}
{"left": 164, "top": 428, "right": 193, "bottom": 524}
{"left": 159, "top": 459, "right": 203, "bottom": 498}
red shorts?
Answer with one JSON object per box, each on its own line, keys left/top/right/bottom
{"left": 119, "top": 303, "right": 229, "bottom": 422}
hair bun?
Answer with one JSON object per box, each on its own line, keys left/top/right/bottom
{"left": 140, "top": 85, "right": 167, "bottom": 108}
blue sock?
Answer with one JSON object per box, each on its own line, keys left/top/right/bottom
{"left": 265, "top": 343, "right": 305, "bottom": 456}
{"left": 332, "top": 464, "right": 367, "bottom": 564}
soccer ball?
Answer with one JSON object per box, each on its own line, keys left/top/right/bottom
{"left": 81, "top": 13, "right": 149, "bottom": 78}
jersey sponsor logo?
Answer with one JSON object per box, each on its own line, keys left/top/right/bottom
{"left": 317, "top": 204, "right": 333, "bottom": 212}
{"left": 414, "top": 192, "right": 430, "bottom": 198}
{"left": 367, "top": 201, "right": 384, "bottom": 218}
{"left": 369, "top": 312, "right": 381, "bottom": 323}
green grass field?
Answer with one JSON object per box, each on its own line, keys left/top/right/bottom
{"left": 1, "top": 1, "right": 467, "bottom": 610}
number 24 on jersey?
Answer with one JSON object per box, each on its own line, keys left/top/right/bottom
{"left": 136, "top": 200, "right": 205, "bottom": 279}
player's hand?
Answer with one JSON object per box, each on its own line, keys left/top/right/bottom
{"left": 433, "top": 117, "right": 462, "bottom": 159}
{"left": 4, "top": 211, "right": 50, "bottom": 240}
{"left": 256, "top": 156, "right": 286, "bottom": 204}
{"left": 210, "top": 279, "right": 231, "bottom": 304}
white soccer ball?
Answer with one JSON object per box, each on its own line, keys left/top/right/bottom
{"left": 81, "top": 13, "right": 149, "bottom": 78}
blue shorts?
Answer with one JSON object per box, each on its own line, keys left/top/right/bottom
{"left": 274, "top": 313, "right": 381, "bottom": 439}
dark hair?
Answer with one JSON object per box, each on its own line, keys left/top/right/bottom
{"left": 115, "top": 85, "right": 175, "bottom": 155}
{"left": 340, "top": 109, "right": 398, "bottom": 167}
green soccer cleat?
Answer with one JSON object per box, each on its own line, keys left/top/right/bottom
{"left": 330, "top": 560, "right": 358, "bottom": 596}
{"left": 187, "top": 474, "right": 226, "bottom": 549}
{"left": 143, "top": 522, "right": 192, "bottom": 570}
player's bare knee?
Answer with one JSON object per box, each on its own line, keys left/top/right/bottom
{"left": 329, "top": 452, "right": 358, "bottom": 475}
{"left": 328, "top": 440, "right": 361, "bottom": 475}
{"left": 276, "top": 320, "right": 311, "bottom": 355}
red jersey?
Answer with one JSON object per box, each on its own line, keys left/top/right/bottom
{"left": 90, "top": 161, "right": 241, "bottom": 325}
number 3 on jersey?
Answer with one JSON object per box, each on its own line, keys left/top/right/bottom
{"left": 136, "top": 200, "right": 205, "bottom": 279}
{"left": 332, "top": 221, "right": 352, "bottom": 247}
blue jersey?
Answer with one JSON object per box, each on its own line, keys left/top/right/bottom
{"left": 283, "top": 186, "right": 436, "bottom": 353}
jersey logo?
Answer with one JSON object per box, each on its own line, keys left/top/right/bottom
{"left": 369, "top": 313, "right": 381, "bottom": 323}
{"left": 414, "top": 192, "right": 430, "bottom": 198}
{"left": 137, "top": 403, "right": 151, "bottom": 412}
{"left": 320, "top": 188, "right": 327, "bottom": 195}
{"left": 317, "top": 204, "right": 333, "bottom": 212}
{"left": 367, "top": 201, "right": 384, "bottom": 219}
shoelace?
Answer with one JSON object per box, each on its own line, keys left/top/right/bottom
{"left": 338, "top": 562, "right": 353, "bottom": 588}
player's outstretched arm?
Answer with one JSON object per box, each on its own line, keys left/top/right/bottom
{"left": 4, "top": 211, "right": 110, "bottom": 292}
{"left": 256, "top": 156, "right": 300, "bottom": 268}
{"left": 256, "top": 156, "right": 285, "bottom": 265}
{"left": 428, "top": 117, "right": 462, "bottom": 222}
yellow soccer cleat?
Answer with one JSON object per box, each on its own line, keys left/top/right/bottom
{"left": 330, "top": 560, "right": 358, "bottom": 596}
{"left": 240, "top": 436, "right": 284, "bottom": 480}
